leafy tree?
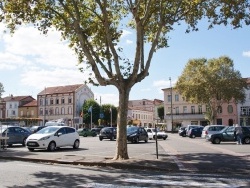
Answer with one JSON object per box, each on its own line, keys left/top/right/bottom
{"left": 175, "top": 56, "right": 248, "bottom": 124}
{"left": 102, "top": 104, "right": 117, "bottom": 126}
{"left": 0, "top": 82, "right": 4, "bottom": 98}
{"left": 82, "top": 99, "right": 100, "bottom": 126}
{"left": 157, "top": 105, "right": 164, "bottom": 121}
{"left": 1, "top": 1, "right": 249, "bottom": 160}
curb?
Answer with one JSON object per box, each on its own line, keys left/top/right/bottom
{"left": 0, "top": 156, "right": 175, "bottom": 172}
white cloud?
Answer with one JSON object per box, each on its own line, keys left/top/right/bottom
{"left": 94, "top": 93, "right": 119, "bottom": 107}
{"left": 126, "top": 39, "right": 133, "bottom": 44}
{"left": 242, "top": 51, "right": 250, "bottom": 57}
{"left": 121, "top": 30, "right": 132, "bottom": 38}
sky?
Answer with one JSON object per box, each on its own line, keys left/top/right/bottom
{"left": 0, "top": 19, "right": 250, "bottom": 107}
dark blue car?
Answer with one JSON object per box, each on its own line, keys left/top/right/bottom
{"left": 188, "top": 127, "right": 204, "bottom": 138}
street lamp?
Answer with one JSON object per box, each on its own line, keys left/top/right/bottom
{"left": 169, "top": 77, "right": 173, "bottom": 133}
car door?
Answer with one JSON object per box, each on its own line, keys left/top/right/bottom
{"left": 6, "top": 127, "right": 16, "bottom": 144}
{"left": 54, "top": 127, "right": 67, "bottom": 147}
{"left": 222, "top": 127, "right": 235, "bottom": 141}
{"left": 65, "top": 127, "right": 76, "bottom": 145}
{"left": 14, "top": 127, "right": 26, "bottom": 144}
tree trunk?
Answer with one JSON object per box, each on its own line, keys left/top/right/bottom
{"left": 112, "top": 85, "right": 131, "bottom": 160}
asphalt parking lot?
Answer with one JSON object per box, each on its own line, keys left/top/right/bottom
{"left": 1, "top": 133, "right": 250, "bottom": 174}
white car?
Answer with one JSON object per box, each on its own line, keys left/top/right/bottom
{"left": 145, "top": 128, "right": 168, "bottom": 140}
{"left": 26, "top": 126, "right": 80, "bottom": 151}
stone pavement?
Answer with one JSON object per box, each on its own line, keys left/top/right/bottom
{"left": 0, "top": 141, "right": 179, "bottom": 172}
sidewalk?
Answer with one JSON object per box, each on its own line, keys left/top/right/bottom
{"left": 0, "top": 141, "right": 179, "bottom": 172}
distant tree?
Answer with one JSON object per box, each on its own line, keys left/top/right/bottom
{"left": 0, "top": 82, "right": 4, "bottom": 98}
{"left": 175, "top": 56, "right": 248, "bottom": 124}
{"left": 102, "top": 104, "right": 117, "bottom": 126}
{"left": 82, "top": 99, "right": 100, "bottom": 126}
{"left": 1, "top": 1, "right": 250, "bottom": 160}
{"left": 157, "top": 105, "right": 164, "bottom": 121}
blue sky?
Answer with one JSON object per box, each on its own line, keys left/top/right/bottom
{"left": 0, "top": 21, "right": 250, "bottom": 106}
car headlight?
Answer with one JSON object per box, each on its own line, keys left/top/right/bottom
{"left": 38, "top": 136, "right": 50, "bottom": 141}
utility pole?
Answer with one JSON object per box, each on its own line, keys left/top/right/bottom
{"left": 169, "top": 77, "right": 173, "bottom": 133}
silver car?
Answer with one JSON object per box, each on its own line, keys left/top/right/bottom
{"left": 0, "top": 126, "right": 31, "bottom": 146}
{"left": 201, "top": 125, "right": 226, "bottom": 139}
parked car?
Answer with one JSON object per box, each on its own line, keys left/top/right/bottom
{"left": 185, "top": 125, "right": 203, "bottom": 136}
{"left": 26, "top": 126, "right": 80, "bottom": 151}
{"left": 178, "top": 127, "right": 187, "bottom": 137}
{"left": 77, "top": 128, "right": 97, "bottom": 137}
{"left": 201, "top": 125, "right": 226, "bottom": 139}
{"left": 99, "top": 127, "right": 117, "bottom": 141}
{"left": 187, "top": 127, "right": 204, "bottom": 138}
{"left": 91, "top": 127, "right": 103, "bottom": 135}
{"left": 145, "top": 128, "right": 168, "bottom": 140}
{"left": 127, "top": 126, "right": 148, "bottom": 143}
{"left": 206, "top": 126, "right": 250, "bottom": 144}
{"left": 0, "top": 126, "right": 31, "bottom": 146}
{"left": 30, "top": 126, "right": 46, "bottom": 133}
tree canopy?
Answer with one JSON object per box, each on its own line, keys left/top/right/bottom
{"left": 175, "top": 56, "right": 248, "bottom": 124}
{"left": 0, "top": 82, "right": 4, "bottom": 98}
{"left": 1, "top": 0, "right": 249, "bottom": 160}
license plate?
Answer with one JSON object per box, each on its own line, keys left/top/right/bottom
{"left": 28, "top": 143, "right": 36, "bottom": 146}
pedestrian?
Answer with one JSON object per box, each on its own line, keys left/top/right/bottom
{"left": 235, "top": 124, "right": 243, "bottom": 145}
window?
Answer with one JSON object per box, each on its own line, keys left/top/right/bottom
{"left": 68, "top": 98, "right": 72, "bottom": 104}
{"left": 12, "top": 110, "right": 15, "bottom": 115}
{"left": 175, "top": 94, "right": 179, "bottom": 102}
{"left": 50, "top": 98, "right": 54, "bottom": 105}
{"left": 167, "top": 95, "right": 171, "bottom": 102}
{"left": 45, "top": 108, "right": 48, "bottom": 115}
{"left": 55, "top": 107, "right": 59, "bottom": 115}
{"left": 183, "top": 106, "right": 187, "bottom": 113}
{"left": 39, "top": 108, "right": 43, "bottom": 115}
{"left": 191, "top": 106, "right": 195, "bottom": 114}
{"left": 31, "top": 110, "right": 34, "bottom": 116}
{"left": 217, "top": 106, "right": 222, "bottom": 114}
{"left": 198, "top": 105, "right": 202, "bottom": 114}
{"left": 227, "top": 105, "right": 233, "bottom": 113}
{"left": 56, "top": 98, "right": 59, "bottom": 104}
{"left": 175, "top": 107, "right": 179, "bottom": 115}
{"left": 20, "top": 110, "right": 23, "bottom": 116}
{"left": 39, "top": 99, "right": 43, "bottom": 106}
{"left": 9, "top": 104, "right": 12, "bottom": 108}
{"left": 61, "top": 107, "right": 65, "bottom": 115}
{"left": 61, "top": 98, "right": 65, "bottom": 104}
{"left": 143, "top": 101, "right": 145, "bottom": 105}
{"left": 49, "top": 108, "right": 54, "bottom": 115}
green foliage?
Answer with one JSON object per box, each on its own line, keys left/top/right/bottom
{"left": 102, "top": 104, "right": 117, "bottom": 126}
{"left": 175, "top": 56, "right": 248, "bottom": 123}
{"left": 0, "top": 82, "right": 4, "bottom": 98}
{"left": 157, "top": 105, "right": 164, "bottom": 120}
{"left": 82, "top": 99, "right": 100, "bottom": 125}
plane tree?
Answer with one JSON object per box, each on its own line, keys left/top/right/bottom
{"left": 175, "top": 56, "right": 248, "bottom": 124}
{"left": 0, "top": 0, "right": 249, "bottom": 160}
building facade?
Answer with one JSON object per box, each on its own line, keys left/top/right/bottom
{"left": 18, "top": 100, "right": 39, "bottom": 126}
{"left": 238, "top": 78, "right": 250, "bottom": 126}
{"left": 128, "top": 99, "right": 163, "bottom": 126}
{"left": 162, "top": 87, "right": 238, "bottom": 131}
{"left": 37, "top": 84, "right": 94, "bottom": 126}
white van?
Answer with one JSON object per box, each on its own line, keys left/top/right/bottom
{"left": 201, "top": 125, "right": 226, "bottom": 139}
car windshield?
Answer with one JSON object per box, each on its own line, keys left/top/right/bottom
{"left": 36, "top": 126, "right": 60, "bottom": 134}
{"left": 127, "top": 126, "right": 138, "bottom": 134}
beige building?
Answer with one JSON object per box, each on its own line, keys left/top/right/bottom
{"left": 128, "top": 99, "right": 163, "bottom": 126}
{"left": 18, "top": 100, "right": 39, "bottom": 126}
{"left": 37, "top": 84, "right": 94, "bottom": 126}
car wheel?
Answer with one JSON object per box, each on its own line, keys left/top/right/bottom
{"left": 145, "top": 136, "right": 148, "bottom": 143}
{"left": 243, "top": 137, "right": 250, "bottom": 144}
{"left": 47, "top": 141, "right": 56, "bottom": 151}
{"left": 73, "top": 140, "right": 80, "bottom": 149}
{"left": 28, "top": 148, "right": 34, "bottom": 151}
{"left": 110, "top": 136, "right": 115, "bottom": 141}
{"left": 99, "top": 137, "right": 103, "bottom": 141}
{"left": 153, "top": 135, "right": 156, "bottom": 140}
{"left": 183, "top": 133, "right": 186, "bottom": 137}
{"left": 22, "top": 137, "right": 27, "bottom": 146}
{"left": 191, "top": 134, "right": 196, "bottom": 138}
{"left": 83, "top": 134, "right": 87, "bottom": 137}
{"left": 212, "top": 137, "right": 221, "bottom": 144}
{"left": 163, "top": 137, "right": 166, "bottom": 140}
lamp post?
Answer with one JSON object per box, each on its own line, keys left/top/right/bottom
{"left": 169, "top": 77, "right": 173, "bottom": 133}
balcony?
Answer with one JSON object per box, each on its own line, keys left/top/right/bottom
{"left": 165, "top": 112, "right": 205, "bottom": 120}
